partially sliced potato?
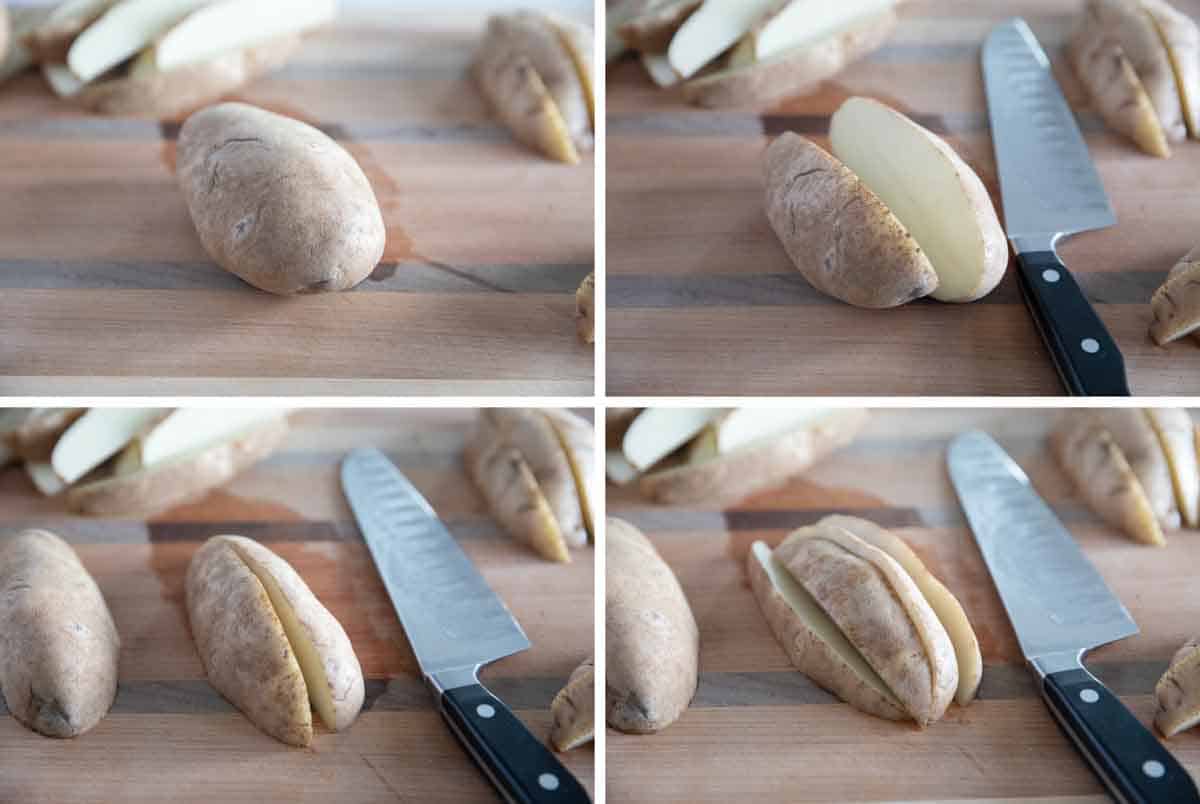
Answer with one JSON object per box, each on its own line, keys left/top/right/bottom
{"left": 67, "top": 0, "right": 210, "bottom": 82}
{"left": 606, "top": 408, "right": 640, "bottom": 449}
{"left": 1156, "top": 637, "right": 1200, "bottom": 737}
{"left": 50, "top": 407, "right": 167, "bottom": 484}
{"left": 1150, "top": 247, "right": 1200, "bottom": 344}
{"left": 1142, "top": 0, "right": 1200, "bottom": 138}
{"left": 549, "top": 658, "right": 594, "bottom": 751}
{"left": 1095, "top": 409, "right": 1181, "bottom": 529}
{"left": 621, "top": 407, "right": 723, "bottom": 471}
{"left": 1145, "top": 408, "right": 1199, "bottom": 527}
{"left": 823, "top": 515, "right": 982, "bottom": 706}
{"left": 151, "top": 0, "right": 334, "bottom": 71}
{"left": 748, "top": 541, "right": 906, "bottom": 720}
{"left": 546, "top": 13, "right": 595, "bottom": 129}
{"left": 830, "top": 97, "right": 1008, "bottom": 303}
{"left": 542, "top": 409, "right": 596, "bottom": 542}
{"left": 666, "top": 0, "right": 776, "bottom": 79}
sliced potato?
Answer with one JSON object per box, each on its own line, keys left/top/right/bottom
{"left": 546, "top": 13, "right": 595, "bottom": 128}
{"left": 606, "top": 408, "right": 640, "bottom": 449}
{"left": 622, "top": 407, "right": 722, "bottom": 471}
{"left": 830, "top": 97, "right": 1008, "bottom": 303}
{"left": 667, "top": 0, "right": 776, "bottom": 79}
{"left": 26, "top": 460, "right": 67, "bottom": 497}
{"left": 67, "top": 0, "right": 210, "bottom": 83}
{"left": 1150, "top": 246, "right": 1200, "bottom": 344}
{"left": 1145, "top": 408, "right": 1199, "bottom": 527}
{"left": 542, "top": 409, "right": 596, "bottom": 542}
{"left": 640, "top": 50, "right": 679, "bottom": 88}
{"left": 150, "top": 0, "right": 334, "bottom": 71}
{"left": 748, "top": 541, "right": 906, "bottom": 720}
{"left": 5, "top": 408, "right": 84, "bottom": 461}
{"left": 0, "top": 408, "right": 32, "bottom": 467}
{"left": 21, "top": 0, "right": 114, "bottom": 63}
{"left": 1156, "top": 636, "right": 1200, "bottom": 737}
{"left": 606, "top": 449, "right": 640, "bottom": 486}
{"left": 748, "top": 0, "right": 895, "bottom": 61}
{"left": 549, "top": 658, "right": 594, "bottom": 751}
{"left": 1095, "top": 409, "right": 1181, "bottom": 530}
{"left": 618, "top": 0, "right": 700, "bottom": 54}
{"left": 763, "top": 132, "right": 937, "bottom": 308}
{"left": 51, "top": 407, "right": 166, "bottom": 484}
{"left": 1142, "top": 0, "right": 1200, "bottom": 139}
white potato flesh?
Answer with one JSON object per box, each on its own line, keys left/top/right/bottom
{"left": 26, "top": 461, "right": 66, "bottom": 496}
{"left": 606, "top": 449, "right": 640, "bottom": 485}
{"left": 68, "top": 0, "right": 211, "bottom": 82}
{"left": 42, "top": 62, "right": 85, "bottom": 96}
{"left": 153, "top": 0, "right": 336, "bottom": 71}
{"left": 141, "top": 408, "right": 288, "bottom": 467}
{"left": 640, "top": 51, "right": 679, "bottom": 87}
{"left": 622, "top": 407, "right": 723, "bottom": 471}
{"left": 753, "top": 0, "right": 895, "bottom": 60}
{"left": 667, "top": 0, "right": 775, "bottom": 79}
{"left": 51, "top": 408, "right": 166, "bottom": 484}
{"left": 830, "top": 97, "right": 1004, "bottom": 302}
{"left": 715, "top": 408, "right": 836, "bottom": 453}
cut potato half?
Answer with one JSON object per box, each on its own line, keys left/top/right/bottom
{"left": 622, "top": 407, "right": 723, "bottom": 471}
{"left": 152, "top": 0, "right": 335, "bottom": 71}
{"left": 51, "top": 408, "right": 166, "bottom": 484}
{"left": 667, "top": 0, "right": 776, "bottom": 79}
{"left": 824, "top": 515, "right": 982, "bottom": 706}
{"left": 830, "top": 97, "right": 1008, "bottom": 303}
{"left": 1145, "top": 408, "right": 1200, "bottom": 527}
{"left": 748, "top": 541, "right": 906, "bottom": 720}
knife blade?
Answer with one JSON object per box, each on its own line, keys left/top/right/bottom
{"left": 947, "top": 431, "right": 1198, "bottom": 803}
{"left": 341, "top": 448, "right": 590, "bottom": 804}
{"left": 982, "top": 18, "right": 1130, "bottom": 396}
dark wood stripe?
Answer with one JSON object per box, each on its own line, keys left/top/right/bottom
{"left": 0, "top": 118, "right": 511, "bottom": 143}
{"left": 607, "top": 271, "right": 1165, "bottom": 309}
{"left": 0, "top": 676, "right": 566, "bottom": 717}
{"left": 0, "top": 260, "right": 590, "bottom": 294}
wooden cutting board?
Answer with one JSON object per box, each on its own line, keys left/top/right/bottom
{"left": 0, "top": 409, "right": 595, "bottom": 803}
{"left": 607, "top": 0, "right": 1200, "bottom": 395}
{"left": 0, "top": 7, "right": 594, "bottom": 395}
{"left": 607, "top": 409, "right": 1200, "bottom": 802}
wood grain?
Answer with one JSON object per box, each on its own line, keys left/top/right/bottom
{"left": 0, "top": 9, "right": 594, "bottom": 395}
{"left": 606, "top": 0, "right": 1200, "bottom": 395}
{"left": 607, "top": 409, "right": 1200, "bottom": 802}
{"left": 0, "top": 409, "right": 595, "bottom": 803}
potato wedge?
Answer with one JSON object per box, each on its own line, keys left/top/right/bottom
{"left": 67, "top": 0, "right": 209, "bottom": 82}
{"left": 67, "top": 415, "right": 288, "bottom": 516}
{"left": 1157, "top": 636, "right": 1200, "bottom": 737}
{"left": 549, "top": 658, "right": 594, "bottom": 751}
{"left": 1142, "top": 0, "right": 1200, "bottom": 139}
{"left": 607, "top": 518, "right": 698, "bottom": 733}
{"left": 667, "top": 0, "right": 776, "bottom": 79}
{"left": 748, "top": 541, "right": 907, "bottom": 720}
{"left": 763, "top": 132, "right": 937, "bottom": 308}
{"left": 150, "top": 0, "right": 333, "bottom": 71}
{"left": 1150, "top": 245, "right": 1200, "bottom": 344}
{"left": 0, "top": 529, "right": 120, "bottom": 738}
{"left": 684, "top": 9, "right": 896, "bottom": 108}
{"left": 777, "top": 523, "right": 957, "bottom": 725}
{"left": 639, "top": 408, "right": 867, "bottom": 504}
{"left": 830, "top": 97, "right": 1008, "bottom": 303}
{"left": 822, "top": 515, "right": 982, "bottom": 706}
{"left": 1145, "top": 408, "right": 1200, "bottom": 527}
{"left": 1051, "top": 414, "right": 1165, "bottom": 545}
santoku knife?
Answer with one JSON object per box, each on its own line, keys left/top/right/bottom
{"left": 982, "top": 18, "right": 1131, "bottom": 396}
{"left": 341, "top": 448, "right": 591, "bottom": 804}
{"left": 947, "top": 431, "right": 1198, "bottom": 803}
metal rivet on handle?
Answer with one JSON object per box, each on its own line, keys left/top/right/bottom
{"left": 1081, "top": 338, "right": 1100, "bottom": 354}
{"left": 538, "top": 773, "right": 560, "bottom": 791}
{"left": 1143, "top": 760, "right": 1166, "bottom": 779}
{"left": 475, "top": 704, "right": 495, "bottom": 719}
{"left": 1079, "top": 689, "right": 1099, "bottom": 704}
{"left": 1042, "top": 269, "right": 1061, "bottom": 283}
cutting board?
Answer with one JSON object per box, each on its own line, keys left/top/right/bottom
{"left": 607, "top": 409, "right": 1200, "bottom": 802}
{"left": 607, "top": 0, "right": 1200, "bottom": 395}
{"left": 0, "top": 409, "right": 595, "bottom": 803}
{"left": 0, "top": 7, "right": 594, "bottom": 395}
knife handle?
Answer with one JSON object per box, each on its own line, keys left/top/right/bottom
{"left": 1015, "top": 251, "right": 1131, "bottom": 396}
{"left": 441, "top": 683, "right": 591, "bottom": 804}
{"left": 1042, "top": 668, "right": 1199, "bottom": 803}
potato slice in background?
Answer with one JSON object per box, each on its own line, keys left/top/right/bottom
{"left": 1143, "top": 0, "right": 1200, "bottom": 138}
{"left": 1145, "top": 408, "right": 1200, "bottom": 527}
{"left": 25, "top": 460, "right": 66, "bottom": 496}
{"left": 830, "top": 97, "right": 1007, "bottom": 303}
{"left": 667, "top": 0, "right": 776, "bottom": 79}
{"left": 140, "top": 408, "right": 286, "bottom": 467}
{"left": 543, "top": 409, "right": 596, "bottom": 542}
{"left": 1094, "top": 408, "right": 1181, "bottom": 529}
{"left": 749, "top": 0, "right": 894, "bottom": 61}
{"left": 748, "top": 541, "right": 907, "bottom": 721}
{"left": 606, "top": 449, "right": 640, "bottom": 486}
{"left": 51, "top": 407, "right": 166, "bottom": 484}
{"left": 150, "top": 0, "right": 334, "bottom": 71}
{"left": 619, "top": 0, "right": 700, "bottom": 54}
{"left": 622, "top": 407, "right": 722, "bottom": 471}
{"left": 22, "top": 0, "right": 115, "bottom": 63}
{"left": 1157, "top": 637, "right": 1200, "bottom": 736}
{"left": 5, "top": 408, "right": 84, "bottom": 461}
{"left": 824, "top": 515, "right": 982, "bottom": 706}
{"left": 68, "top": 0, "right": 210, "bottom": 82}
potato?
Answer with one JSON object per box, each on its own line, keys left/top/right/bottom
{"left": 639, "top": 408, "right": 867, "bottom": 504}
{"left": 618, "top": 0, "right": 701, "bottom": 53}
{"left": 684, "top": 9, "right": 896, "bottom": 108}
{"left": 748, "top": 541, "right": 907, "bottom": 721}
{"left": 150, "top": 0, "right": 334, "bottom": 72}
{"left": 822, "top": 515, "right": 982, "bottom": 706}
{"left": 0, "top": 3, "right": 9, "bottom": 64}
{"left": 606, "top": 408, "right": 640, "bottom": 450}
{"left": 78, "top": 35, "right": 301, "bottom": 118}
{"left": 776, "top": 522, "right": 958, "bottom": 725}
{"left": 465, "top": 408, "right": 592, "bottom": 562}
{"left": 1146, "top": 408, "right": 1200, "bottom": 528}
{"left": 176, "top": 102, "right": 386, "bottom": 295}
{"left": 0, "top": 529, "right": 120, "bottom": 738}
{"left": 830, "top": 97, "right": 1008, "bottom": 303}
{"left": 4, "top": 407, "right": 84, "bottom": 461}
{"left": 68, "top": 415, "right": 288, "bottom": 516}
{"left": 1157, "top": 636, "right": 1200, "bottom": 737}
{"left": 1150, "top": 245, "right": 1200, "bottom": 344}
{"left": 185, "top": 535, "right": 363, "bottom": 746}
{"left": 576, "top": 271, "right": 595, "bottom": 344}
{"left": 67, "top": 0, "right": 211, "bottom": 82}
{"left": 606, "top": 517, "right": 698, "bottom": 733}
{"left": 1, "top": 6, "right": 52, "bottom": 84}
{"left": 21, "top": 0, "right": 115, "bottom": 63}
{"left": 1142, "top": 0, "right": 1200, "bottom": 138}
{"left": 1051, "top": 414, "right": 1166, "bottom": 545}
{"left": 763, "top": 132, "right": 937, "bottom": 308}
{"left": 1093, "top": 409, "right": 1182, "bottom": 530}
{"left": 549, "top": 658, "right": 594, "bottom": 751}
{"left": 667, "top": 0, "right": 776, "bottom": 79}
{"left": 543, "top": 408, "right": 596, "bottom": 542}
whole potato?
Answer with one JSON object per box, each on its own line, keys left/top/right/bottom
{"left": 177, "top": 102, "right": 386, "bottom": 295}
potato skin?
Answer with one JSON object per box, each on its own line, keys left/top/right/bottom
{"left": 606, "top": 518, "right": 698, "bottom": 733}
{"left": 763, "top": 132, "right": 937, "bottom": 308}
{"left": 549, "top": 657, "right": 594, "bottom": 751}
{"left": 185, "top": 536, "right": 312, "bottom": 746}
{"left": 0, "top": 529, "right": 120, "bottom": 738}
{"left": 177, "top": 102, "right": 386, "bottom": 295}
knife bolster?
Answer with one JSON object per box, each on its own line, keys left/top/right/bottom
{"left": 427, "top": 664, "right": 481, "bottom": 695}
{"left": 1030, "top": 649, "right": 1086, "bottom": 679}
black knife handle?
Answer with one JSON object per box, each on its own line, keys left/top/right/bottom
{"left": 1043, "top": 668, "right": 1199, "bottom": 803}
{"left": 1015, "top": 250, "right": 1131, "bottom": 396}
{"left": 441, "top": 683, "right": 591, "bottom": 804}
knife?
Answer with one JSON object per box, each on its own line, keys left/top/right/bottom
{"left": 341, "top": 448, "right": 591, "bottom": 804}
{"left": 982, "top": 19, "right": 1130, "bottom": 396}
{"left": 947, "top": 431, "right": 1198, "bottom": 804}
